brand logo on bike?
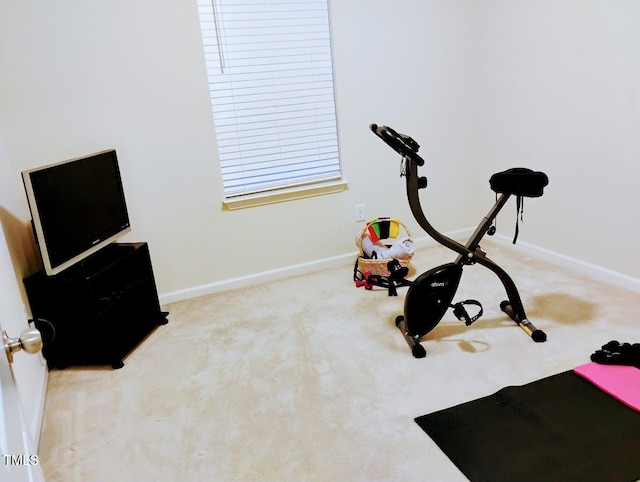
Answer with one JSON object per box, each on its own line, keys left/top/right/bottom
{"left": 430, "top": 281, "right": 446, "bottom": 288}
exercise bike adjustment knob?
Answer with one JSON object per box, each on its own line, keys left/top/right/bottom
{"left": 418, "top": 177, "right": 428, "bottom": 189}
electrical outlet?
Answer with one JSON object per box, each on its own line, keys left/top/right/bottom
{"left": 354, "top": 203, "right": 366, "bottom": 222}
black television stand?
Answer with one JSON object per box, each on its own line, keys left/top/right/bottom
{"left": 24, "top": 242, "right": 168, "bottom": 369}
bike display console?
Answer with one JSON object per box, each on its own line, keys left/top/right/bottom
{"left": 24, "top": 242, "right": 168, "bottom": 369}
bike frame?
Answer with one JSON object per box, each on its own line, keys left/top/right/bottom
{"left": 403, "top": 155, "right": 545, "bottom": 341}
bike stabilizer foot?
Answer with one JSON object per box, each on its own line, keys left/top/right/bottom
{"left": 500, "top": 301, "right": 547, "bottom": 342}
{"left": 395, "top": 316, "right": 427, "bottom": 358}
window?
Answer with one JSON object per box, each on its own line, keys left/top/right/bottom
{"left": 196, "top": 0, "right": 343, "bottom": 204}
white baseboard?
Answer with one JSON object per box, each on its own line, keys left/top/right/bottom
{"left": 159, "top": 251, "right": 359, "bottom": 305}
{"left": 158, "top": 228, "right": 471, "bottom": 305}
{"left": 159, "top": 228, "right": 640, "bottom": 305}
{"left": 491, "top": 234, "right": 640, "bottom": 294}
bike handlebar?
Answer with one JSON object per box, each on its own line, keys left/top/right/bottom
{"left": 370, "top": 124, "right": 425, "bottom": 166}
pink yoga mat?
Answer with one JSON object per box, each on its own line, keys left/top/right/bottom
{"left": 574, "top": 362, "right": 640, "bottom": 412}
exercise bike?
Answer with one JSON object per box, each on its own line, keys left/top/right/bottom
{"left": 370, "top": 124, "right": 548, "bottom": 358}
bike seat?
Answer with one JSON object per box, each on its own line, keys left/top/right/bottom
{"left": 490, "top": 168, "right": 548, "bottom": 197}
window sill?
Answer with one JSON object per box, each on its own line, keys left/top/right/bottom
{"left": 223, "top": 180, "right": 349, "bottom": 211}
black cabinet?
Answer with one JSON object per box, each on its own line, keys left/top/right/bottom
{"left": 24, "top": 242, "right": 168, "bottom": 369}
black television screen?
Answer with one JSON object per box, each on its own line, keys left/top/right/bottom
{"left": 22, "top": 149, "right": 131, "bottom": 275}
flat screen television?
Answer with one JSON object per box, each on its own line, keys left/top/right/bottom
{"left": 22, "top": 149, "right": 131, "bottom": 276}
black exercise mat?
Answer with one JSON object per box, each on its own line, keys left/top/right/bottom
{"left": 415, "top": 371, "right": 640, "bottom": 482}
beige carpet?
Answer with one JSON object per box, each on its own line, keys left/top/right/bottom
{"left": 38, "top": 240, "right": 640, "bottom": 481}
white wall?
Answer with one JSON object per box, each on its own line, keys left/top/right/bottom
{"left": 1, "top": 0, "right": 638, "bottom": 304}
{"left": 475, "top": 0, "right": 640, "bottom": 279}
{"left": 332, "top": 0, "right": 480, "bottom": 235}
{"left": 0, "top": 0, "right": 477, "bottom": 300}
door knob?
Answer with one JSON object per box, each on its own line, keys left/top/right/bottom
{"left": 3, "top": 326, "right": 43, "bottom": 363}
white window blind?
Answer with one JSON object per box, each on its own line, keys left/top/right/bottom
{"left": 197, "top": 0, "right": 342, "bottom": 198}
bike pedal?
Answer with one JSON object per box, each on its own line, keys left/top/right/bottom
{"left": 452, "top": 300, "right": 483, "bottom": 326}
